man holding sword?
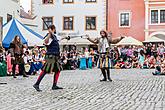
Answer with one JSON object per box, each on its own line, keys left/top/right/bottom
{"left": 33, "top": 25, "right": 69, "bottom": 91}
{"left": 86, "top": 30, "right": 124, "bottom": 82}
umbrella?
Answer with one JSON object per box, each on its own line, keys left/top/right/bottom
{"left": 116, "top": 36, "right": 143, "bottom": 46}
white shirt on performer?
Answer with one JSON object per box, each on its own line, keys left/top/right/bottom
{"left": 44, "top": 33, "right": 62, "bottom": 45}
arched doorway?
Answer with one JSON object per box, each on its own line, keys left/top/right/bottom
{"left": 149, "top": 32, "right": 165, "bottom": 40}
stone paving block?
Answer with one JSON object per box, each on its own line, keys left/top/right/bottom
{"left": 1, "top": 69, "right": 165, "bottom": 109}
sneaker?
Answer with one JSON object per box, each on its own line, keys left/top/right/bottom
{"left": 33, "top": 84, "right": 42, "bottom": 92}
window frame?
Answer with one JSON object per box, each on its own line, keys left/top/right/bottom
{"left": 151, "top": 10, "right": 159, "bottom": 24}
{"left": 150, "top": 9, "right": 165, "bottom": 25}
{"left": 42, "top": 16, "right": 54, "bottom": 31}
{"left": 7, "top": 14, "right": 12, "bottom": 23}
{"left": 85, "top": 0, "right": 97, "bottom": 3}
{"left": 42, "top": 0, "right": 54, "bottom": 5}
{"left": 160, "top": 10, "right": 165, "bottom": 23}
{"left": 85, "top": 16, "right": 97, "bottom": 31}
{"left": 63, "top": 0, "right": 74, "bottom": 4}
{"left": 119, "top": 11, "right": 131, "bottom": 28}
{"left": 63, "top": 16, "right": 74, "bottom": 31}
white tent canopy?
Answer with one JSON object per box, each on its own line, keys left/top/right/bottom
{"left": 2, "top": 18, "right": 44, "bottom": 48}
{"left": 116, "top": 36, "right": 143, "bottom": 46}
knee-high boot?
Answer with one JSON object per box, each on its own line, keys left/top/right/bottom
{"left": 106, "top": 69, "right": 112, "bottom": 82}
{"left": 100, "top": 68, "right": 107, "bottom": 81}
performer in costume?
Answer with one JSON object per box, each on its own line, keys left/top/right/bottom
{"left": 87, "top": 30, "right": 124, "bottom": 82}
{"left": 33, "top": 25, "right": 69, "bottom": 91}
{"left": 9, "top": 36, "right": 28, "bottom": 78}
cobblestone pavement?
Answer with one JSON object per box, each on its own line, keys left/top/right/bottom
{"left": 0, "top": 69, "right": 165, "bottom": 110}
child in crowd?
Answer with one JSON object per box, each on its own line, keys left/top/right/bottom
{"left": 148, "top": 56, "right": 156, "bottom": 69}
{"left": 138, "top": 50, "right": 145, "bottom": 69}
{"left": 132, "top": 56, "right": 138, "bottom": 68}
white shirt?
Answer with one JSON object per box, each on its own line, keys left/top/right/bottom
{"left": 44, "top": 34, "right": 61, "bottom": 45}
{"left": 99, "top": 38, "right": 109, "bottom": 53}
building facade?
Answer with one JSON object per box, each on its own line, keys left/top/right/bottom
{"left": 145, "top": 0, "right": 165, "bottom": 40}
{"left": 0, "top": 0, "right": 20, "bottom": 41}
{"left": 0, "top": 0, "right": 20, "bottom": 24}
{"left": 107, "top": 0, "right": 145, "bottom": 41}
{"left": 32, "top": 0, "right": 106, "bottom": 47}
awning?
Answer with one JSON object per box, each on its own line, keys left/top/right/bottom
{"left": 116, "top": 36, "right": 143, "bottom": 46}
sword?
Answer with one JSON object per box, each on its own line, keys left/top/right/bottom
{"left": 41, "top": 18, "right": 70, "bottom": 40}
{"left": 68, "top": 35, "right": 89, "bottom": 39}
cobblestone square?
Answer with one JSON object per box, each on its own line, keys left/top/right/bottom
{"left": 0, "top": 69, "right": 165, "bottom": 110}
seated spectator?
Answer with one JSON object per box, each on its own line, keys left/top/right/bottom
{"left": 30, "top": 50, "right": 43, "bottom": 75}
{"left": 0, "top": 43, "right": 7, "bottom": 77}
{"left": 114, "top": 61, "right": 121, "bottom": 69}
{"left": 119, "top": 58, "right": 125, "bottom": 69}
{"left": 125, "top": 61, "right": 132, "bottom": 69}
{"left": 143, "top": 60, "right": 149, "bottom": 69}
{"left": 132, "top": 56, "right": 138, "bottom": 68}
{"left": 148, "top": 56, "right": 156, "bottom": 69}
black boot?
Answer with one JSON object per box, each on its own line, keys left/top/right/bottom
{"left": 107, "top": 69, "right": 112, "bottom": 82}
{"left": 33, "top": 84, "right": 42, "bottom": 92}
{"left": 19, "top": 64, "right": 29, "bottom": 77}
{"left": 100, "top": 68, "right": 107, "bottom": 82}
{"left": 12, "top": 64, "right": 17, "bottom": 78}
{"left": 13, "top": 75, "right": 17, "bottom": 78}
{"left": 52, "top": 83, "right": 63, "bottom": 90}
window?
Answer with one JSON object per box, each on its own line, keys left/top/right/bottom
{"left": 42, "top": 0, "right": 53, "bottom": 4}
{"left": 63, "top": 17, "right": 73, "bottom": 30}
{"left": 119, "top": 12, "right": 130, "bottom": 27}
{"left": 151, "top": 10, "right": 158, "bottom": 24}
{"left": 7, "top": 14, "right": 12, "bottom": 23}
{"left": 160, "top": 10, "right": 165, "bottom": 23}
{"left": 63, "top": 0, "right": 74, "bottom": 3}
{"left": 86, "top": 0, "right": 96, "bottom": 2}
{"left": 42, "top": 17, "right": 53, "bottom": 30}
{"left": 86, "top": 16, "right": 96, "bottom": 30}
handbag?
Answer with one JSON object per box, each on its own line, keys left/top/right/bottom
{"left": 24, "top": 64, "right": 31, "bottom": 72}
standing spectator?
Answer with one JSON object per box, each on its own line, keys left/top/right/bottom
{"left": 157, "top": 44, "right": 164, "bottom": 58}
{"left": 146, "top": 44, "right": 152, "bottom": 57}
{"left": 138, "top": 50, "right": 145, "bottom": 68}
{"left": 151, "top": 44, "right": 157, "bottom": 58}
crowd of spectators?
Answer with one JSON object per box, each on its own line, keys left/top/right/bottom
{"left": 1, "top": 42, "right": 165, "bottom": 77}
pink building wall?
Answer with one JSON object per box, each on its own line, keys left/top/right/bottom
{"left": 108, "top": 0, "right": 145, "bottom": 41}
{"left": 144, "top": 0, "right": 165, "bottom": 40}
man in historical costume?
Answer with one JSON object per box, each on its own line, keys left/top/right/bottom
{"left": 9, "top": 35, "right": 28, "bottom": 78}
{"left": 87, "top": 30, "right": 124, "bottom": 82}
{"left": 33, "top": 25, "right": 69, "bottom": 92}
